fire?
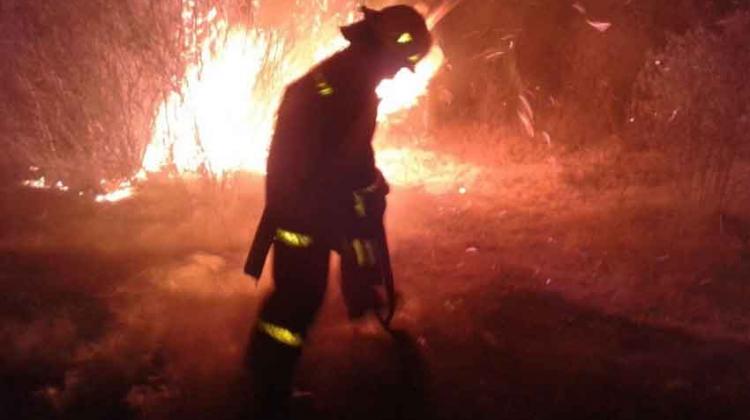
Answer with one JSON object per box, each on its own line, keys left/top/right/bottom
{"left": 19, "top": 3, "right": 475, "bottom": 204}
{"left": 375, "top": 147, "right": 479, "bottom": 193}
{"left": 19, "top": 174, "right": 135, "bottom": 203}
{"left": 376, "top": 47, "right": 445, "bottom": 119}
{"left": 21, "top": 174, "right": 70, "bottom": 192}
{"left": 143, "top": 27, "right": 276, "bottom": 175}
{"left": 142, "top": 5, "right": 447, "bottom": 180}
{"left": 95, "top": 180, "right": 135, "bottom": 203}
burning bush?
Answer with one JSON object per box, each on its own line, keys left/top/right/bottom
{"left": 630, "top": 10, "right": 750, "bottom": 209}
{"left": 3, "top": 0, "right": 452, "bottom": 190}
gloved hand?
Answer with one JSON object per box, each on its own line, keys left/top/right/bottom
{"left": 340, "top": 171, "right": 390, "bottom": 319}
{"left": 340, "top": 238, "right": 385, "bottom": 319}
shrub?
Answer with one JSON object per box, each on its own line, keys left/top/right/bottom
{"left": 629, "top": 10, "right": 750, "bottom": 210}
{"left": 1, "top": 0, "right": 243, "bottom": 187}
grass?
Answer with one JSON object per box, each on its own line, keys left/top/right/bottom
{"left": 2, "top": 127, "right": 750, "bottom": 418}
{"left": 4, "top": 124, "right": 749, "bottom": 340}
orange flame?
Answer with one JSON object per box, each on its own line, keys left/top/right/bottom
{"left": 376, "top": 47, "right": 445, "bottom": 119}
{"left": 20, "top": 3, "right": 475, "bottom": 204}
{"left": 95, "top": 180, "right": 135, "bottom": 203}
{"left": 142, "top": 5, "right": 446, "bottom": 180}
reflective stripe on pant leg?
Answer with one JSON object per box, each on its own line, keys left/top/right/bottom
{"left": 275, "top": 228, "right": 313, "bottom": 248}
{"left": 352, "top": 238, "right": 377, "bottom": 267}
{"left": 255, "top": 236, "right": 328, "bottom": 347}
{"left": 257, "top": 320, "right": 303, "bottom": 347}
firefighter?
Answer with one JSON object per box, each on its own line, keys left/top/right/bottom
{"left": 242, "top": 4, "right": 432, "bottom": 419}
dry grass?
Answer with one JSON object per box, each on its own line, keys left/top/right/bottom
{"left": 7, "top": 122, "right": 749, "bottom": 338}
{"left": 1, "top": 0, "right": 273, "bottom": 186}
{"left": 3, "top": 125, "right": 750, "bottom": 418}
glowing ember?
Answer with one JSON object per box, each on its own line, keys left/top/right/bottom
{"left": 20, "top": 174, "right": 134, "bottom": 202}
{"left": 141, "top": 5, "right": 446, "bottom": 182}
{"left": 586, "top": 20, "right": 612, "bottom": 32}
{"left": 95, "top": 181, "right": 135, "bottom": 203}
{"left": 21, "top": 176, "right": 69, "bottom": 192}
{"left": 22, "top": 176, "right": 47, "bottom": 189}
{"left": 54, "top": 181, "right": 69, "bottom": 192}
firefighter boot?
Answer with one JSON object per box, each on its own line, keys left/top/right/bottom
{"left": 247, "top": 329, "right": 302, "bottom": 420}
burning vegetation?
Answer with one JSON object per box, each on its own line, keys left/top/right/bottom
{"left": 6, "top": 0, "right": 470, "bottom": 198}
{"left": 2, "top": 1, "right": 750, "bottom": 419}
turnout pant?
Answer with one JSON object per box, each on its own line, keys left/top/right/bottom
{"left": 246, "top": 220, "right": 385, "bottom": 418}
{"left": 246, "top": 238, "right": 329, "bottom": 419}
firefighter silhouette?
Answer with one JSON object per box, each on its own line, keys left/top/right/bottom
{"left": 242, "top": 5, "right": 432, "bottom": 419}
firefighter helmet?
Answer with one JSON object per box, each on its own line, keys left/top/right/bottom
{"left": 341, "top": 5, "right": 432, "bottom": 69}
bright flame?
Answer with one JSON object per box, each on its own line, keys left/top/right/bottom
{"left": 22, "top": 176, "right": 48, "bottom": 189}
{"left": 143, "top": 26, "right": 277, "bottom": 175}
{"left": 142, "top": 5, "right": 446, "bottom": 181}
{"left": 376, "top": 47, "right": 445, "bottom": 119}
{"left": 22, "top": 4, "right": 473, "bottom": 205}
{"left": 95, "top": 181, "right": 134, "bottom": 203}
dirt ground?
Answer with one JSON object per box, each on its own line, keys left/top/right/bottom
{"left": 2, "top": 154, "right": 750, "bottom": 419}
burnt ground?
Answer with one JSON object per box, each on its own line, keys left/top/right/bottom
{"left": 1, "top": 162, "right": 750, "bottom": 420}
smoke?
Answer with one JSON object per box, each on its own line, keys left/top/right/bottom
{"left": 0, "top": 317, "right": 78, "bottom": 389}
{"left": 1, "top": 249, "right": 259, "bottom": 418}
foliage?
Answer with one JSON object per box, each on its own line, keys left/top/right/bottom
{"left": 630, "top": 10, "right": 750, "bottom": 209}
{"left": 0, "top": 0, "right": 249, "bottom": 187}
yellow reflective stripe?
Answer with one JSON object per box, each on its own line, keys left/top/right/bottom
{"left": 353, "top": 193, "right": 366, "bottom": 218}
{"left": 352, "top": 239, "right": 367, "bottom": 266}
{"left": 258, "top": 320, "right": 303, "bottom": 347}
{"left": 313, "top": 71, "right": 334, "bottom": 97}
{"left": 397, "top": 32, "right": 413, "bottom": 44}
{"left": 276, "top": 228, "right": 313, "bottom": 247}
{"left": 352, "top": 239, "right": 376, "bottom": 267}
{"left": 316, "top": 81, "right": 334, "bottom": 97}
{"left": 408, "top": 53, "right": 421, "bottom": 63}
{"left": 353, "top": 179, "right": 382, "bottom": 218}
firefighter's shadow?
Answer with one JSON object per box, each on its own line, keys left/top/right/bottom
{"left": 326, "top": 326, "right": 435, "bottom": 420}
{"left": 385, "top": 328, "right": 435, "bottom": 419}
